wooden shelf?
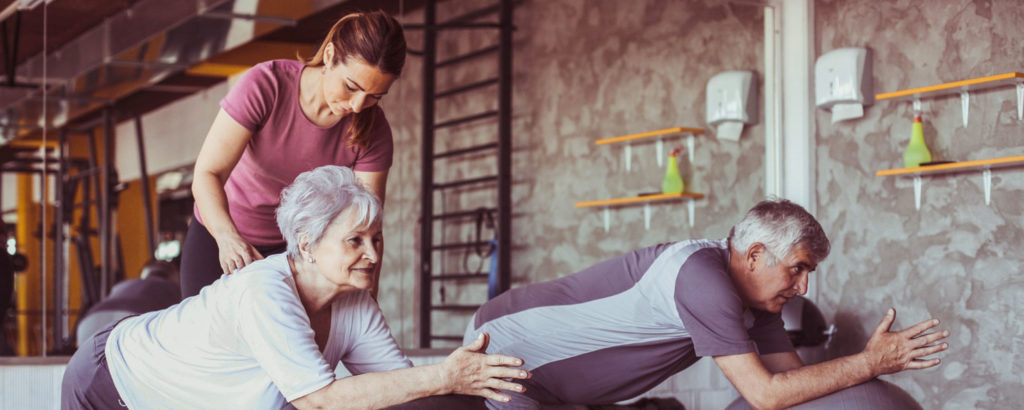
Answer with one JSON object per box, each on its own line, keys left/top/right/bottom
{"left": 875, "top": 72, "right": 1024, "bottom": 102}
{"left": 575, "top": 192, "right": 705, "bottom": 208}
{"left": 875, "top": 73, "right": 1024, "bottom": 209}
{"left": 876, "top": 155, "right": 1024, "bottom": 177}
{"left": 595, "top": 126, "right": 704, "bottom": 145}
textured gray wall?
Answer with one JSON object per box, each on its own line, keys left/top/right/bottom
{"left": 80, "top": 1, "right": 1020, "bottom": 405}
{"left": 815, "top": 0, "right": 1024, "bottom": 408}
{"left": 380, "top": 0, "right": 765, "bottom": 349}
{"left": 378, "top": 0, "right": 1024, "bottom": 408}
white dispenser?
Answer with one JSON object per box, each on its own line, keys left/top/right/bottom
{"left": 815, "top": 47, "right": 873, "bottom": 123}
{"left": 706, "top": 70, "right": 756, "bottom": 141}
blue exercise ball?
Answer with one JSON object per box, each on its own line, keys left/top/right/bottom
{"left": 726, "top": 378, "right": 922, "bottom": 410}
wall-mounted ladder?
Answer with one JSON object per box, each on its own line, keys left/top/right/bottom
{"left": 416, "top": 0, "right": 513, "bottom": 348}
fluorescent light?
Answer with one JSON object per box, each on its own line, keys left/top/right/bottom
{"left": 19, "top": 0, "right": 55, "bottom": 11}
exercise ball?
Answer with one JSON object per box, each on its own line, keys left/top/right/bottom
{"left": 726, "top": 378, "right": 922, "bottom": 410}
{"left": 76, "top": 271, "right": 180, "bottom": 346}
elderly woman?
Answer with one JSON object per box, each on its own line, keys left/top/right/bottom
{"left": 62, "top": 165, "right": 529, "bottom": 409}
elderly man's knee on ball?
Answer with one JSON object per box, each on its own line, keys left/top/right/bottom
{"left": 62, "top": 165, "right": 529, "bottom": 410}
{"left": 465, "top": 198, "right": 949, "bottom": 410}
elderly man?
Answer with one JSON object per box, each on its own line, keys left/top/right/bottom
{"left": 466, "top": 198, "right": 949, "bottom": 409}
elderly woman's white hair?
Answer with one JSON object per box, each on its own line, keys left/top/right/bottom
{"left": 276, "top": 165, "right": 381, "bottom": 257}
{"left": 728, "top": 197, "right": 830, "bottom": 266}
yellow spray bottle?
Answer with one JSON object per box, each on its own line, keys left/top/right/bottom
{"left": 662, "top": 147, "right": 685, "bottom": 194}
{"left": 903, "top": 114, "right": 932, "bottom": 168}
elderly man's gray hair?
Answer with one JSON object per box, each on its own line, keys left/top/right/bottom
{"left": 727, "top": 198, "right": 830, "bottom": 266}
{"left": 276, "top": 165, "right": 381, "bottom": 258}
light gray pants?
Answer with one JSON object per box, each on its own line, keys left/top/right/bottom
{"left": 61, "top": 320, "right": 128, "bottom": 409}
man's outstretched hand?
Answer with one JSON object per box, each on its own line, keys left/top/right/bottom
{"left": 862, "top": 308, "right": 949, "bottom": 376}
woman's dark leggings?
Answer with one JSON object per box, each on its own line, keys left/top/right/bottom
{"left": 179, "top": 217, "right": 285, "bottom": 298}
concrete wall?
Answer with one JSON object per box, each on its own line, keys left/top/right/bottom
{"left": 382, "top": 0, "right": 766, "bottom": 348}
{"left": 813, "top": 0, "right": 1024, "bottom": 408}
{"left": 113, "top": 81, "right": 229, "bottom": 181}
{"left": 381, "top": 0, "right": 1024, "bottom": 408}
{"left": 379, "top": 0, "right": 765, "bottom": 407}
{"left": 2, "top": 174, "right": 15, "bottom": 214}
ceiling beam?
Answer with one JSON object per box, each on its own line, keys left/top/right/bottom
{"left": 187, "top": 41, "right": 316, "bottom": 78}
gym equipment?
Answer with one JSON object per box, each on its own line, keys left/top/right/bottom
{"left": 75, "top": 261, "right": 180, "bottom": 346}
{"left": 781, "top": 296, "right": 836, "bottom": 364}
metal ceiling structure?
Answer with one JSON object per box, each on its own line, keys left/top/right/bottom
{"left": 0, "top": 0, "right": 425, "bottom": 142}
{"left": 0, "top": 0, "right": 430, "bottom": 356}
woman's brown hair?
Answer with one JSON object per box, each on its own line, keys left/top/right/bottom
{"left": 303, "top": 11, "right": 406, "bottom": 149}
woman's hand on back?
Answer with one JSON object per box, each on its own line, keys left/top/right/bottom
{"left": 215, "top": 232, "right": 264, "bottom": 274}
{"left": 439, "top": 332, "right": 530, "bottom": 403}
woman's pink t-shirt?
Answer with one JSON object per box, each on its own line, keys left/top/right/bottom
{"left": 194, "top": 60, "right": 394, "bottom": 246}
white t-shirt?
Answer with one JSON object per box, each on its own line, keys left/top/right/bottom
{"left": 105, "top": 254, "right": 412, "bottom": 409}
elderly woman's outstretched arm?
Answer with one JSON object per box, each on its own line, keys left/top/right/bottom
{"left": 291, "top": 332, "right": 528, "bottom": 409}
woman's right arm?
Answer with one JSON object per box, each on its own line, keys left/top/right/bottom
{"left": 291, "top": 333, "right": 529, "bottom": 410}
{"left": 192, "top": 108, "right": 264, "bottom": 274}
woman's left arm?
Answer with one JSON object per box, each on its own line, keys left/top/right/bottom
{"left": 354, "top": 170, "right": 389, "bottom": 209}
{"left": 354, "top": 170, "right": 389, "bottom": 299}
{"left": 339, "top": 291, "right": 412, "bottom": 375}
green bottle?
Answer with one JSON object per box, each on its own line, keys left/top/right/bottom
{"left": 903, "top": 114, "right": 932, "bottom": 168}
{"left": 662, "top": 148, "right": 685, "bottom": 194}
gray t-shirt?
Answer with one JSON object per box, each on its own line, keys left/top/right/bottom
{"left": 466, "top": 239, "right": 793, "bottom": 408}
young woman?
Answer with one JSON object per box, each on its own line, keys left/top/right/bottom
{"left": 181, "top": 11, "right": 405, "bottom": 298}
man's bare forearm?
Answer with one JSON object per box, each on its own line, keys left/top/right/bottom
{"left": 719, "top": 310, "right": 948, "bottom": 409}
{"left": 760, "top": 353, "right": 875, "bottom": 409}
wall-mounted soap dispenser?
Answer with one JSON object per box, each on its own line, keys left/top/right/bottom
{"left": 815, "top": 47, "right": 873, "bottom": 123}
{"left": 706, "top": 70, "right": 757, "bottom": 141}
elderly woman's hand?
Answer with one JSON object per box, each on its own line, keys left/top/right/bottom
{"left": 439, "top": 332, "right": 530, "bottom": 403}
